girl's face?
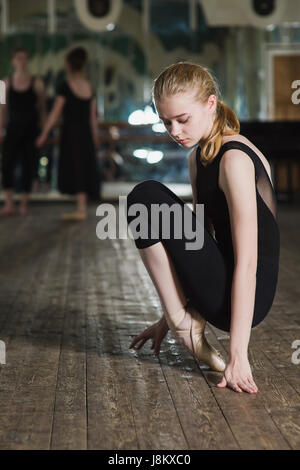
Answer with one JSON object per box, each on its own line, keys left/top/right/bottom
{"left": 11, "top": 51, "right": 29, "bottom": 72}
{"left": 155, "top": 89, "right": 217, "bottom": 148}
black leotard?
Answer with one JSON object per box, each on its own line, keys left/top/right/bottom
{"left": 194, "top": 140, "right": 280, "bottom": 328}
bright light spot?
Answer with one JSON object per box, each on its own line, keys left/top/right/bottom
{"left": 133, "top": 148, "right": 164, "bottom": 163}
{"left": 106, "top": 23, "right": 115, "bottom": 31}
{"left": 133, "top": 149, "right": 148, "bottom": 159}
{"left": 147, "top": 151, "right": 163, "bottom": 164}
{"left": 128, "top": 110, "right": 146, "bottom": 125}
{"left": 144, "top": 105, "right": 159, "bottom": 124}
{"left": 152, "top": 122, "right": 166, "bottom": 133}
{"left": 128, "top": 106, "right": 159, "bottom": 125}
{"left": 40, "top": 157, "right": 48, "bottom": 166}
{"left": 266, "top": 24, "right": 275, "bottom": 31}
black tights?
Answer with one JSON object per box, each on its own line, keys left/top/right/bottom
{"left": 127, "top": 180, "right": 275, "bottom": 332}
{"left": 126, "top": 180, "right": 236, "bottom": 332}
{"left": 1, "top": 131, "right": 37, "bottom": 193}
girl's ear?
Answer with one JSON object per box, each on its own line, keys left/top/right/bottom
{"left": 207, "top": 94, "right": 217, "bottom": 112}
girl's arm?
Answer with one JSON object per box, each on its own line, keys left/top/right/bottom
{"left": 0, "top": 77, "right": 9, "bottom": 144}
{"left": 36, "top": 95, "right": 65, "bottom": 148}
{"left": 90, "top": 96, "right": 99, "bottom": 150}
{"left": 34, "top": 77, "right": 47, "bottom": 128}
{"left": 217, "top": 149, "right": 258, "bottom": 393}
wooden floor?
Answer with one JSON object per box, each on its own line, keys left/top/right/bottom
{"left": 0, "top": 201, "right": 299, "bottom": 450}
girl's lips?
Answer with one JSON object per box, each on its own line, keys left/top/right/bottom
{"left": 178, "top": 139, "right": 187, "bottom": 143}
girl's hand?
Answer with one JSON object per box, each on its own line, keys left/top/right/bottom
{"left": 217, "top": 355, "right": 258, "bottom": 393}
{"left": 35, "top": 133, "right": 48, "bottom": 148}
{"left": 129, "top": 317, "right": 169, "bottom": 357}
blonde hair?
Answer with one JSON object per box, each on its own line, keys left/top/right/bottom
{"left": 152, "top": 62, "right": 240, "bottom": 165}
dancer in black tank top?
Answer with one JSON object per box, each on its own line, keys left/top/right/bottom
{"left": 0, "top": 47, "right": 46, "bottom": 216}
{"left": 127, "top": 62, "right": 280, "bottom": 394}
{"left": 36, "top": 47, "right": 100, "bottom": 220}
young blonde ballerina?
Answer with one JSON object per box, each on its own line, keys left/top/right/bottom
{"left": 127, "top": 62, "right": 280, "bottom": 394}
{"left": 36, "top": 47, "right": 100, "bottom": 220}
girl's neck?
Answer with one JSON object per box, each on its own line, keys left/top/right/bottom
{"left": 68, "top": 71, "right": 85, "bottom": 80}
{"left": 14, "top": 69, "right": 30, "bottom": 80}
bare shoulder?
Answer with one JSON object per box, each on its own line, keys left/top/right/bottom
{"left": 219, "top": 146, "right": 256, "bottom": 193}
{"left": 220, "top": 133, "right": 273, "bottom": 186}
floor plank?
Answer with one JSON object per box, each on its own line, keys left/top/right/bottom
{"left": 0, "top": 201, "right": 299, "bottom": 450}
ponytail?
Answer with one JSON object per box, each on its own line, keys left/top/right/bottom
{"left": 201, "top": 99, "right": 240, "bottom": 166}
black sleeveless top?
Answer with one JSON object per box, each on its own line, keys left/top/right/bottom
{"left": 57, "top": 80, "right": 95, "bottom": 127}
{"left": 196, "top": 141, "right": 280, "bottom": 281}
{"left": 6, "top": 76, "right": 39, "bottom": 134}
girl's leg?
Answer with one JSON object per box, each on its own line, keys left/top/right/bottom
{"left": 19, "top": 136, "right": 35, "bottom": 215}
{"left": 127, "top": 179, "right": 231, "bottom": 332}
{"left": 127, "top": 181, "right": 227, "bottom": 369}
{"left": 0, "top": 137, "right": 17, "bottom": 216}
{"left": 61, "top": 192, "right": 88, "bottom": 220}
{"left": 77, "top": 192, "right": 88, "bottom": 215}
{"left": 19, "top": 192, "right": 30, "bottom": 215}
{"left": 0, "top": 189, "right": 16, "bottom": 216}
{"left": 138, "top": 241, "right": 195, "bottom": 351}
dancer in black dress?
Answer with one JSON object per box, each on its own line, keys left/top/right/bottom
{"left": 36, "top": 47, "right": 100, "bottom": 220}
{"left": 0, "top": 47, "right": 46, "bottom": 216}
{"left": 127, "top": 62, "right": 280, "bottom": 394}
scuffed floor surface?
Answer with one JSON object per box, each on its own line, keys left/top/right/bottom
{"left": 0, "top": 202, "right": 299, "bottom": 450}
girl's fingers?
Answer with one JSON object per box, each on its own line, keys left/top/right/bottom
{"left": 129, "top": 331, "right": 150, "bottom": 348}
{"left": 228, "top": 382, "right": 243, "bottom": 393}
{"left": 248, "top": 378, "right": 258, "bottom": 392}
{"left": 136, "top": 338, "right": 147, "bottom": 350}
{"left": 129, "top": 336, "right": 142, "bottom": 348}
{"left": 239, "top": 380, "right": 254, "bottom": 393}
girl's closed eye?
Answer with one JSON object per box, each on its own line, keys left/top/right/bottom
{"left": 163, "top": 117, "right": 189, "bottom": 125}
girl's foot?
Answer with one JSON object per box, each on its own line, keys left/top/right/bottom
{"left": 61, "top": 210, "right": 88, "bottom": 221}
{"left": 164, "top": 303, "right": 226, "bottom": 371}
{"left": 19, "top": 206, "right": 30, "bottom": 216}
{"left": 0, "top": 205, "right": 17, "bottom": 217}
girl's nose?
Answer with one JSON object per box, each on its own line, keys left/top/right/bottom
{"left": 170, "top": 122, "right": 180, "bottom": 137}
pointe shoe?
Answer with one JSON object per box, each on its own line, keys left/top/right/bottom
{"left": 164, "top": 304, "right": 226, "bottom": 372}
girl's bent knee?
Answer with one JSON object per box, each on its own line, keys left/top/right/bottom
{"left": 127, "top": 179, "right": 166, "bottom": 203}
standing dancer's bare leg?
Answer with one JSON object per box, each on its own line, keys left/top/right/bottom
{"left": 137, "top": 241, "right": 225, "bottom": 370}
{"left": 19, "top": 192, "right": 30, "bottom": 215}
{"left": 61, "top": 192, "right": 88, "bottom": 220}
{"left": 0, "top": 189, "right": 16, "bottom": 216}
{"left": 77, "top": 192, "right": 88, "bottom": 216}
